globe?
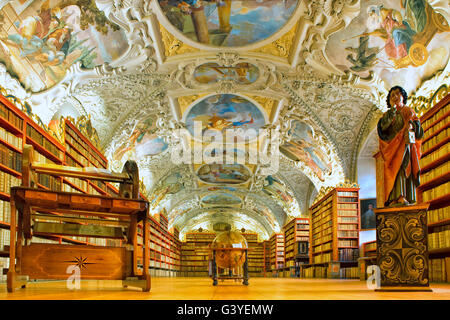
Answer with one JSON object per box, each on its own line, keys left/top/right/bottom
{"left": 211, "top": 231, "right": 248, "bottom": 269}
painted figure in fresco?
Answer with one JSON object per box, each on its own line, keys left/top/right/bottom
{"left": 377, "top": 86, "right": 423, "bottom": 207}
{"left": 366, "top": 4, "right": 416, "bottom": 60}
{"left": 363, "top": 0, "right": 449, "bottom": 69}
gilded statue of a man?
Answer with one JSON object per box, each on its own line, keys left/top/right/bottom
{"left": 377, "top": 86, "right": 424, "bottom": 206}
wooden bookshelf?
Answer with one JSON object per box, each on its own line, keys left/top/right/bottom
{"left": 283, "top": 217, "right": 310, "bottom": 277}
{"left": 242, "top": 233, "right": 264, "bottom": 277}
{"left": 418, "top": 93, "right": 450, "bottom": 283}
{"left": 263, "top": 240, "right": 271, "bottom": 277}
{"left": 269, "top": 233, "right": 284, "bottom": 276}
{"left": 148, "top": 214, "right": 181, "bottom": 277}
{"left": 180, "top": 232, "right": 216, "bottom": 277}
{"left": 308, "top": 187, "right": 360, "bottom": 279}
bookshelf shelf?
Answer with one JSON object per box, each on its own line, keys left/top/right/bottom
{"left": 422, "top": 136, "right": 450, "bottom": 158}
{"left": 421, "top": 152, "right": 450, "bottom": 174}
{"left": 428, "top": 218, "right": 450, "bottom": 228}
{"left": 422, "top": 121, "right": 450, "bottom": 144}
{"left": 0, "top": 137, "right": 22, "bottom": 154}
{"left": 0, "top": 163, "right": 21, "bottom": 178}
{"left": 418, "top": 171, "right": 450, "bottom": 192}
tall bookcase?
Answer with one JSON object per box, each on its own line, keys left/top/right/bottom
{"left": 308, "top": 187, "right": 360, "bottom": 279}
{"left": 180, "top": 232, "right": 216, "bottom": 277}
{"left": 148, "top": 212, "right": 180, "bottom": 277}
{"left": 283, "top": 217, "right": 310, "bottom": 277}
{"left": 418, "top": 93, "right": 450, "bottom": 283}
{"left": 263, "top": 240, "right": 271, "bottom": 277}
{"left": 269, "top": 233, "right": 284, "bottom": 277}
{"left": 242, "top": 233, "right": 264, "bottom": 277}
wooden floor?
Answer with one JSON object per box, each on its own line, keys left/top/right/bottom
{"left": 1, "top": 277, "right": 450, "bottom": 300}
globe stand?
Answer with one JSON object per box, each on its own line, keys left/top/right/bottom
{"left": 211, "top": 249, "right": 249, "bottom": 286}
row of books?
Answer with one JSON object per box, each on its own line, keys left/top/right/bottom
{"left": 420, "top": 142, "right": 449, "bottom": 168}
{"left": 0, "top": 144, "right": 22, "bottom": 173}
{"left": 427, "top": 206, "right": 450, "bottom": 225}
{"left": 428, "top": 257, "right": 448, "bottom": 283}
{"left": 338, "top": 203, "right": 358, "bottom": 209}
{"left": 363, "top": 241, "right": 377, "bottom": 253}
{"left": 422, "top": 128, "right": 450, "bottom": 153}
{"left": 421, "top": 160, "right": 449, "bottom": 185}
{"left": 337, "top": 216, "right": 358, "bottom": 223}
{"left": 0, "top": 200, "right": 11, "bottom": 224}
{"left": 338, "top": 223, "right": 358, "bottom": 230}
{"left": 312, "top": 242, "right": 332, "bottom": 253}
{"left": 64, "top": 177, "right": 88, "bottom": 192}
{"left": 26, "top": 124, "right": 63, "bottom": 160}
{"left": 149, "top": 269, "right": 178, "bottom": 277}
{"left": 0, "top": 228, "right": 10, "bottom": 249}
{"left": 66, "top": 144, "right": 89, "bottom": 166}
{"left": 0, "top": 171, "right": 21, "bottom": 194}
{"left": 0, "top": 126, "right": 22, "bottom": 151}
{"left": 312, "top": 234, "right": 332, "bottom": 246}
{"left": 423, "top": 115, "right": 449, "bottom": 140}
{"left": 150, "top": 260, "right": 178, "bottom": 270}
{"left": 422, "top": 103, "right": 450, "bottom": 130}
{"left": 62, "top": 183, "right": 82, "bottom": 193}
{"left": 338, "top": 239, "right": 358, "bottom": 247}
{"left": 0, "top": 103, "right": 23, "bottom": 130}
{"left": 428, "top": 225, "right": 450, "bottom": 250}
{"left": 65, "top": 125, "right": 107, "bottom": 168}
{"left": 339, "top": 267, "right": 359, "bottom": 279}
{"left": 338, "top": 248, "right": 359, "bottom": 261}
{"left": 339, "top": 197, "right": 358, "bottom": 203}
{"left": 337, "top": 191, "right": 358, "bottom": 197}
{"left": 337, "top": 230, "right": 358, "bottom": 238}
{"left": 313, "top": 252, "right": 331, "bottom": 264}
{"left": 421, "top": 181, "right": 450, "bottom": 202}
{"left": 38, "top": 173, "right": 61, "bottom": 191}
{"left": 338, "top": 211, "right": 358, "bottom": 217}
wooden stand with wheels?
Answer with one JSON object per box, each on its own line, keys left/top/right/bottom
{"left": 7, "top": 145, "right": 151, "bottom": 292}
{"left": 211, "top": 248, "right": 249, "bottom": 286}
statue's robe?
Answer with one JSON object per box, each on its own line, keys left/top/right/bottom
{"left": 377, "top": 105, "right": 423, "bottom": 206}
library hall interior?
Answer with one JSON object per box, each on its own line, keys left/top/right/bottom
{"left": 0, "top": 0, "right": 449, "bottom": 301}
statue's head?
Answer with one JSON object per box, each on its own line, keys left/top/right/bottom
{"left": 387, "top": 86, "right": 408, "bottom": 108}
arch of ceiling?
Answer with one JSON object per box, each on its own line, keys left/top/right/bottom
{"left": 1, "top": 0, "right": 448, "bottom": 237}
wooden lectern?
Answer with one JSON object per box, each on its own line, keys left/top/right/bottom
{"left": 7, "top": 145, "right": 150, "bottom": 292}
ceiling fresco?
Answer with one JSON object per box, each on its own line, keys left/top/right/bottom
{"left": 0, "top": 0, "right": 128, "bottom": 92}
{"left": 0, "top": 0, "right": 448, "bottom": 239}
{"left": 325, "top": 0, "right": 450, "bottom": 94}
{"left": 158, "top": 0, "right": 298, "bottom": 47}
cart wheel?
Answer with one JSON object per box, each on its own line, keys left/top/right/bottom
{"left": 243, "top": 279, "right": 249, "bottom": 286}
{"left": 409, "top": 43, "right": 428, "bottom": 67}
{"left": 213, "top": 279, "right": 218, "bottom": 286}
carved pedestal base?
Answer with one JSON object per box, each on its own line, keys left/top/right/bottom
{"left": 375, "top": 204, "right": 432, "bottom": 292}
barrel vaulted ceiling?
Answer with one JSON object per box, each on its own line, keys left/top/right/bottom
{"left": 0, "top": 0, "right": 449, "bottom": 239}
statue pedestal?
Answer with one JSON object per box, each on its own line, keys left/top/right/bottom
{"left": 374, "top": 204, "right": 432, "bottom": 292}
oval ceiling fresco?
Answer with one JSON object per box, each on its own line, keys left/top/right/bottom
{"left": 158, "top": 0, "right": 298, "bottom": 47}
{"left": 201, "top": 192, "right": 242, "bottom": 205}
{"left": 185, "top": 94, "right": 266, "bottom": 143}
{"left": 0, "top": 0, "right": 128, "bottom": 92}
{"left": 194, "top": 62, "right": 259, "bottom": 84}
{"left": 280, "top": 121, "right": 332, "bottom": 182}
{"left": 196, "top": 163, "right": 251, "bottom": 184}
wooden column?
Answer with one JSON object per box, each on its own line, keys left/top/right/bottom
{"left": 375, "top": 204, "right": 431, "bottom": 291}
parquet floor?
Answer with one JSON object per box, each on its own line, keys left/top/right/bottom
{"left": 1, "top": 277, "right": 450, "bottom": 300}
